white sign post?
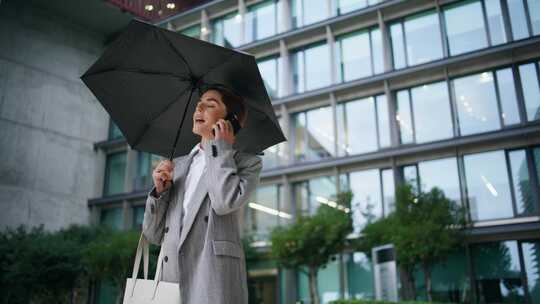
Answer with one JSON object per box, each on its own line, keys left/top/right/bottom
{"left": 372, "top": 244, "right": 398, "bottom": 302}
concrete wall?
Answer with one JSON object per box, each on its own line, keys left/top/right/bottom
{"left": 0, "top": 1, "right": 109, "bottom": 231}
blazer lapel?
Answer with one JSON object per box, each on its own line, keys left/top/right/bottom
{"left": 177, "top": 149, "right": 209, "bottom": 252}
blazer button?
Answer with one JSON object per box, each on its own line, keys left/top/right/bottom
{"left": 165, "top": 226, "right": 169, "bottom": 233}
{"left": 150, "top": 204, "right": 155, "bottom": 214}
{"left": 204, "top": 215, "right": 208, "bottom": 222}
{"left": 164, "top": 256, "right": 168, "bottom": 262}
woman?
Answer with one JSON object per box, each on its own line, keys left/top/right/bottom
{"left": 142, "top": 86, "right": 262, "bottom": 304}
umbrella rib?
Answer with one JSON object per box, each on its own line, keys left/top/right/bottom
{"left": 158, "top": 30, "right": 194, "bottom": 77}
{"left": 131, "top": 84, "right": 193, "bottom": 148}
{"left": 83, "top": 67, "right": 191, "bottom": 81}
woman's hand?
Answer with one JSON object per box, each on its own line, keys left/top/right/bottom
{"left": 152, "top": 160, "right": 173, "bottom": 195}
{"left": 212, "top": 118, "right": 235, "bottom": 145}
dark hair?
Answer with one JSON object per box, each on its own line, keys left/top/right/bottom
{"left": 199, "top": 85, "right": 247, "bottom": 127}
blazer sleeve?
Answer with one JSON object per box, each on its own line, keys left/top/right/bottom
{"left": 142, "top": 185, "right": 172, "bottom": 245}
{"left": 201, "top": 138, "right": 263, "bottom": 216}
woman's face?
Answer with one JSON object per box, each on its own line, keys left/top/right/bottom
{"left": 192, "top": 89, "right": 227, "bottom": 138}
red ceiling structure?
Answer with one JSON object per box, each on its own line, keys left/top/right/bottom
{"left": 105, "top": 0, "right": 212, "bottom": 23}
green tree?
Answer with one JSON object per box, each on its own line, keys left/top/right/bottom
{"left": 357, "top": 183, "right": 468, "bottom": 302}
{"left": 270, "top": 191, "right": 353, "bottom": 304}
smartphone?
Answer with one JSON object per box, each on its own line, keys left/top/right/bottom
{"left": 212, "top": 112, "right": 241, "bottom": 136}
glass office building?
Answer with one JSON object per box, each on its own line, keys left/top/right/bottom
{"left": 90, "top": 0, "right": 540, "bottom": 303}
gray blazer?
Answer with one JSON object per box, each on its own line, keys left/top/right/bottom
{"left": 142, "top": 138, "right": 262, "bottom": 304}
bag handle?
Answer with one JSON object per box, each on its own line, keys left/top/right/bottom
{"left": 129, "top": 232, "right": 168, "bottom": 298}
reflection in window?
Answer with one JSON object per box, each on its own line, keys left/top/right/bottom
{"left": 179, "top": 24, "right": 200, "bottom": 39}
{"left": 293, "top": 175, "right": 338, "bottom": 216}
{"left": 262, "top": 117, "right": 287, "bottom": 168}
{"left": 134, "top": 152, "right": 161, "bottom": 191}
{"left": 444, "top": 0, "right": 488, "bottom": 56}
{"left": 108, "top": 120, "right": 123, "bottom": 140}
{"left": 508, "top": 150, "right": 537, "bottom": 215}
{"left": 346, "top": 252, "right": 374, "bottom": 299}
{"left": 522, "top": 241, "right": 540, "bottom": 303}
{"left": 257, "top": 56, "right": 280, "bottom": 99}
{"left": 291, "top": 0, "right": 328, "bottom": 28}
{"left": 390, "top": 10, "right": 443, "bottom": 68}
{"left": 396, "top": 82, "right": 453, "bottom": 144}
{"left": 245, "top": 0, "right": 277, "bottom": 43}
{"left": 496, "top": 68, "right": 521, "bottom": 125}
{"left": 335, "top": 27, "right": 384, "bottom": 82}
{"left": 100, "top": 207, "right": 123, "bottom": 230}
{"left": 336, "top": 95, "right": 390, "bottom": 156}
{"left": 518, "top": 62, "right": 540, "bottom": 121}
{"left": 340, "top": 168, "right": 394, "bottom": 234}
{"left": 211, "top": 11, "right": 242, "bottom": 48}
{"left": 485, "top": 0, "right": 507, "bottom": 45}
{"left": 104, "top": 152, "right": 126, "bottom": 196}
{"left": 508, "top": 0, "right": 531, "bottom": 40}
{"left": 292, "top": 106, "right": 335, "bottom": 162}
{"left": 132, "top": 205, "right": 145, "bottom": 230}
{"left": 528, "top": 0, "right": 540, "bottom": 35}
{"left": 417, "top": 157, "right": 462, "bottom": 206}
{"left": 246, "top": 184, "right": 286, "bottom": 242}
{"left": 463, "top": 150, "right": 514, "bottom": 221}
{"left": 298, "top": 257, "right": 341, "bottom": 303}
{"left": 453, "top": 71, "right": 501, "bottom": 135}
{"left": 471, "top": 241, "right": 526, "bottom": 303}
{"left": 292, "top": 43, "right": 331, "bottom": 93}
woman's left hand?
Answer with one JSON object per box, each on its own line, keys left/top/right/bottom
{"left": 212, "top": 118, "right": 235, "bottom": 145}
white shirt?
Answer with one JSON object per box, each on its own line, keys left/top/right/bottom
{"left": 182, "top": 142, "right": 207, "bottom": 225}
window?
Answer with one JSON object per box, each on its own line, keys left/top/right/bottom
{"left": 518, "top": 62, "right": 540, "bottom": 122}
{"left": 262, "top": 117, "right": 287, "bottom": 168}
{"left": 454, "top": 67, "right": 522, "bottom": 135}
{"left": 257, "top": 56, "right": 281, "bottom": 99}
{"left": 292, "top": 106, "right": 335, "bottom": 162}
{"left": 345, "top": 252, "right": 374, "bottom": 299}
{"left": 471, "top": 241, "right": 526, "bottom": 303}
{"left": 444, "top": 0, "right": 488, "bottom": 55}
{"left": 291, "top": 0, "right": 328, "bottom": 28}
{"left": 132, "top": 205, "right": 145, "bottom": 230}
{"left": 179, "top": 24, "right": 200, "bottom": 39}
{"left": 337, "top": 0, "right": 369, "bottom": 14}
{"left": 508, "top": 149, "right": 538, "bottom": 215}
{"left": 100, "top": 207, "right": 123, "bottom": 230}
{"left": 485, "top": 0, "right": 507, "bottom": 45}
{"left": 108, "top": 120, "right": 123, "bottom": 140}
{"left": 507, "top": 0, "right": 538, "bottom": 40}
{"left": 522, "top": 240, "right": 540, "bottom": 303}
{"left": 336, "top": 95, "right": 390, "bottom": 156}
{"left": 340, "top": 168, "right": 395, "bottom": 233}
{"left": 298, "top": 257, "right": 341, "bottom": 303}
{"left": 404, "top": 157, "right": 462, "bottom": 206}
{"left": 291, "top": 42, "right": 331, "bottom": 93}
{"left": 293, "top": 175, "right": 338, "bottom": 216}
{"left": 211, "top": 11, "right": 242, "bottom": 48}
{"left": 134, "top": 152, "right": 161, "bottom": 191}
{"left": 245, "top": 0, "right": 277, "bottom": 43}
{"left": 335, "top": 27, "right": 384, "bottom": 82}
{"left": 390, "top": 10, "right": 444, "bottom": 69}
{"left": 245, "top": 184, "right": 287, "bottom": 241}
{"left": 396, "top": 81, "right": 454, "bottom": 144}
{"left": 103, "top": 152, "right": 126, "bottom": 196}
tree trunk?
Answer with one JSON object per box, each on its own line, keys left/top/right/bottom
{"left": 398, "top": 264, "right": 416, "bottom": 301}
{"left": 308, "top": 266, "right": 320, "bottom": 304}
{"left": 422, "top": 262, "right": 433, "bottom": 302}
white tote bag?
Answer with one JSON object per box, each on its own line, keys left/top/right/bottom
{"left": 122, "top": 233, "right": 181, "bottom": 304}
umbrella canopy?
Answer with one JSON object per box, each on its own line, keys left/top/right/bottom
{"left": 81, "top": 19, "right": 286, "bottom": 160}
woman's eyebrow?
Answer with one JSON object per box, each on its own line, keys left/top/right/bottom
{"left": 199, "top": 98, "right": 218, "bottom": 104}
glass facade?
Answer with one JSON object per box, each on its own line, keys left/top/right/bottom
{"left": 291, "top": 0, "right": 328, "bottom": 28}
{"left": 262, "top": 117, "right": 287, "bottom": 169}
{"left": 292, "top": 105, "right": 335, "bottom": 162}
{"left": 108, "top": 120, "right": 123, "bottom": 140}
{"left": 245, "top": 184, "right": 288, "bottom": 242}
{"left": 211, "top": 11, "right": 242, "bottom": 48}
{"left": 245, "top": 0, "right": 277, "bottom": 43}
{"left": 291, "top": 42, "right": 331, "bottom": 93}
{"left": 134, "top": 152, "right": 161, "bottom": 191}
{"left": 336, "top": 95, "right": 390, "bottom": 156}
{"left": 518, "top": 61, "right": 540, "bottom": 122}
{"left": 103, "top": 152, "right": 126, "bottom": 196}
{"left": 257, "top": 55, "right": 281, "bottom": 99}
{"left": 340, "top": 168, "right": 395, "bottom": 234}
{"left": 293, "top": 175, "right": 338, "bottom": 216}
{"left": 297, "top": 258, "right": 341, "bottom": 304}
{"left": 390, "top": 10, "right": 444, "bottom": 69}
{"left": 345, "top": 251, "right": 374, "bottom": 299}
{"left": 100, "top": 207, "right": 123, "bottom": 230}
{"left": 444, "top": 0, "right": 489, "bottom": 56}
{"left": 397, "top": 81, "right": 453, "bottom": 144}
{"left": 179, "top": 24, "right": 201, "bottom": 38}
{"left": 335, "top": 27, "right": 383, "bottom": 82}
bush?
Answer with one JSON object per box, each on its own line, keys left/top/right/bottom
{"left": 329, "top": 300, "right": 449, "bottom": 304}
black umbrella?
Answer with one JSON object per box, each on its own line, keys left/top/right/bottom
{"left": 81, "top": 19, "right": 286, "bottom": 160}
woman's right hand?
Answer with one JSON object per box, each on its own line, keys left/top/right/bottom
{"left": 152, "top": 160, "right": 174, "bottom": 195}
